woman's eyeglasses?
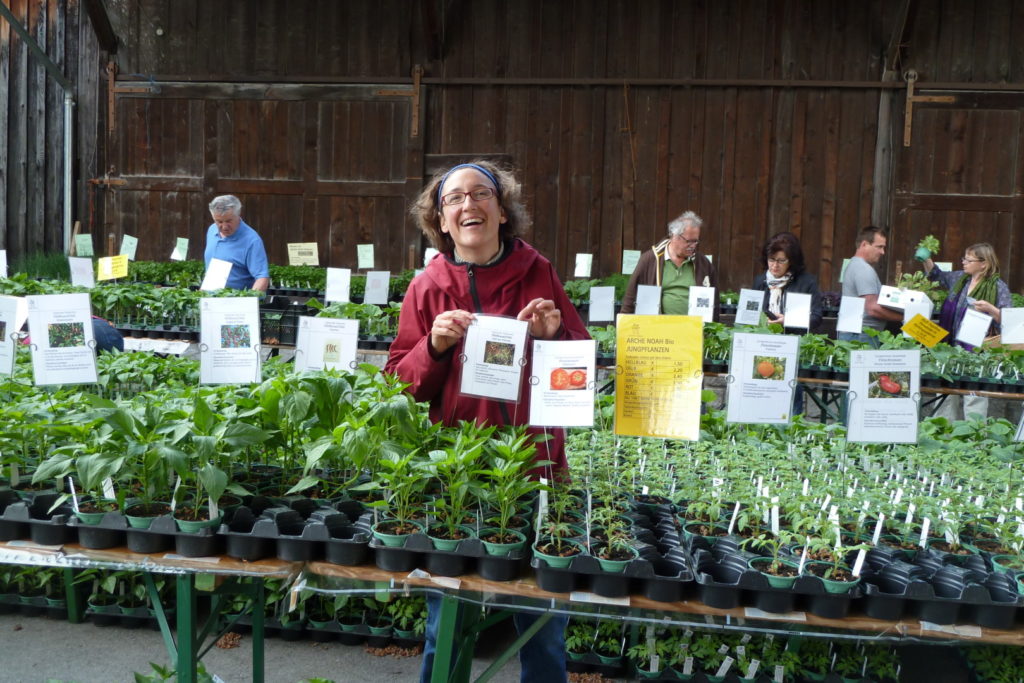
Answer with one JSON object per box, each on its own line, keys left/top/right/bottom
{"left": 767, "top": 258, "right": 789, "bottom": 265}
{"left": 440, "top": 187, "right": 495, "bottom": 206}
{"left": 962, "top": 257, "right": 985, "bottom": 263}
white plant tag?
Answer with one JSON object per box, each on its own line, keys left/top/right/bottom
{"left": 1016, "top": 497, "right": 1023, "bottom": 512}
{"left": 893, "top": 487, "right": 904, "bottom": 505}
{"left": 771, "top": 501, "right": 780, "bottom": 536}
{"left": 170, "top": 476, "right": 181, "bottom": 512}
{"left": 683, "top": 658, "right": 694, "bottom": 675}
{"left": 944, "top": 526, "right": 956, "bottom": 544}
{"left": 905, "top": 503, "right": 915, "bottom": 526}
{"left": 997, "top": 513, "right": 1006, "bottom": 525}
{"left": 820, "top": 494, "right": 831, "bottom": 512}
{"left": 736, "top": 645, "right": 746, "bottom": 658}
{"left": 727, "top": 501, "right": 741, "bottom": 535}
{"left": 919, "top": 517, "right": 931, "bottom": 548}
{"left": 740, "top": 634, "right": 751, "bottom": 644}
{"left": 798, "top": 544, "right": 809, "bottom": 573}
{"left": 649, "top": 654, "right": 660, "bottom": 673}
{"left": 642, "top": 485, "right": 649, "bottom": 495}
{"left": 774, "top": 665, "right": 785, "bottom": 683}
{"left": 10, "top": 463, "right": 19, "bottom": 487}
{"left": 208, "top": 496, "right": 219, "bottom": 521}
{"left": 715, "top": 656, "right": 734, "bottom": 678}
{"left": 718, "top": 644, "right": 729, "bottom": 655}
{"left": 852, "top": 548, "right": 867, "bottom": 577}
{"left": 102, "top": 477, "right": 116, "bottom": 500}
{"left": 872, "top": 514, "right": 885, "bottom": 545}
{"left": 747, "top": 660, "right": 760, "bottom": 679}
{"left": 67, "top": 477, "right": 80, "bottom": 513}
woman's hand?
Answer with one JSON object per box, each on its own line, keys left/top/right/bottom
{"left": 974, "top": 300, "right": 1001, "bottom": 321}
{"left": 517, "top": 298, "right": 562, "bottom": 340}
{"left": 429, "top": 309, "right": 475, "bottom": 354}
{"left": 769, "top": 313, "right": 785, "bottom": 326}
{"left": 922, "top": 256, "right": 935, "bottom": 273}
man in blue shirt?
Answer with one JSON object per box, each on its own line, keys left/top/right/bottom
{"left": 203, "top": 195, "right": 270, "bottom": 291}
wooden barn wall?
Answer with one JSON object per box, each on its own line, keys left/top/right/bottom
{"left": 0, "top": 0, "right": 104, "bottom": 263}
{"left": 12, "top": 0, "right": 1019, "bottom": 293}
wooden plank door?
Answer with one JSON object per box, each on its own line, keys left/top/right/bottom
{"left": 890, "top": 92, "right": 1024, "bottom": 292}
{"left": 102, "top": 82, "right": 424, "bottom": 272}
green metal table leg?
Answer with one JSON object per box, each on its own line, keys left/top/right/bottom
{"left": 252, "top": 578, "right": 265, "bottom": 683}
{"left": 63, "top": 568, "right": 83, "bottom": 623}
{"left": 176, "top": 574, "right": 198, "bottom": 683}
{"left": 451, "top": 602, "right": 479, "bottom": 683}
{"left": 144, "top": 573, "right": 178, "bottom": 663}
{"left": 430, "top": 595, "right": 463, "bottom": 683}
{"left": 474, "top": 612, "right": 553, "bottom": 683}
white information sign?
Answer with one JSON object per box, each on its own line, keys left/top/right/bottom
{"left": 423, "top": 247, "right": 440, "bottom": 266}
{"left": 120, "top": 234, "right": 139, "bottom": 261}
{"left": 621, "top": 250, "right": 641, "bottom": 275}
{"left": 783, "top": 292, "right": 811, "bottom": 330}
{"left": 529, "top": 339, "right": 597, "bottom": 427}
{"left": 574, "top": 253, "right": 593, "bottom": 278}
{"left": 199, "top": 297, "right": 261, "bottom": 384}
{"left": 635, "top": 285, "right": 661, "bottom": 315}
{"left": 836, "top": 296, "right": 866, "bottom": 334}
{"left": 459, "top": 315, "right": 529, "bottom": 403}
{"left": 325, "top": 267, "right": 352, "bottom": 304}
{"left": 295, "top": 316, "right": 359, "bottom": 372}
{"left": 725, "top": 333, "right": 800, "bottom": 424}
{"left": 363, "top": 271, "right": 391, "bottom": 305}
{"left": 357, "top": 244, "right": 375, "bottom": 270}
{"left": 68, "top": 257, "right": 95, "bottom": 289}
{"left": 956, "top": 307, "right": 993, "bottom": 348}
{"left": 588, "top": 286, "right": 615, "bottom": 323}
{"left": 688, "top": 285, "right": 716, "bottom": 322}
{"left": 0, "top": 250, "right": 7, "bottom": 278}
{"left": 170, "top": 238, "right": 189, "bottom": 261}
{"left": 26, "top": 293, "right": 98, "bottom": 386}
{"left": 1001, "top": 308, "right": 1024, "bottom": 344}
{"left": 847, "top": 349, "right": 920, "bottom": 444}
{"left": 734, "top": 289, "right": 764, "bottom": 326}
{"left": 200, "top": 258, "right": 232, "bottom": 291}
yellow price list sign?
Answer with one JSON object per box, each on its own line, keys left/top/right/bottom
{"left": 614, "top": 314, "right": 704, "bottom": 440}
{"left": 97, "top": 254, "right": 129, "bottom": 281}
{"left": 902, "top": 314, "right": 949, "bottom": 348}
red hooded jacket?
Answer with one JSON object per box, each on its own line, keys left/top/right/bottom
{"left": 385, "top": 238, "right": 590, "bottom": 474}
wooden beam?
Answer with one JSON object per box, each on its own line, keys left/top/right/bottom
{"left": 83, "top": 0, "right": 119, "bottom": 53}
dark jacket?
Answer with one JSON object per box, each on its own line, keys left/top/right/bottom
{"left": 752, "top": 270, "right": 823, "bottom": 333}
{"left": 385, "top": 238, "right": 590, "bottom": 473}
{"left": 621, "top": 239, "right": 719, "bottom": 317}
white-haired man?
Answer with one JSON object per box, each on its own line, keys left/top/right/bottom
{"left": 203, "top": 194, "right": 270, "bottom": 292}
{"left": 621, "top": 210, "right": 718, "bottom": 316}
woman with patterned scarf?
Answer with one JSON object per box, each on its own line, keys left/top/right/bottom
{"left": 752, "top": 232, "right": 823, "bottom": 332}
{"left": 921, "top": 242, "right": 1012, "bottom": 419}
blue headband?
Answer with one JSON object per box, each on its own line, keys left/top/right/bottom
{"left": 436, "top": 163, "right": 502, "bottom": 206}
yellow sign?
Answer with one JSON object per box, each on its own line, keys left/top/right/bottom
{"left": 287, "top": 242, "right": 320, "bottom": 266}
{"left": 96, "top": 254, "right": 128, "bottom": 281}
{"left": 614, "top": 315, "right": 704, "bottom": 440}
{"left": 901, "top": 313, "right": 949, "bottom": 348}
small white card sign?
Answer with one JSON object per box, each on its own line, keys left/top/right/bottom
{"left": 783, "top": 292, "right": 811, "bottom": 329}
{"left": 287, "top": 242, "right": 319, "bottom": 266}
{"left": 735, "top": 289, "right": 764, "bottom": 326}
{"left": 574, "top": 253, "right": 593, "bottom": 278}
{"left": 170, "top": 238, "right": 189, "bottom": 261}
{"left": 847, "top": 349, "right": 920, "bottom": 444}
{"left": 120, "top": 235, "right": 139, "bottom": 261}
{"left": 688, "top": 285, "right": 716, "bottom": 322}
{"left": 1000, "top": 308, "right": 1024, "bottom": 344}
{"left": 200, "top": 258, "right": 233, "bottom": 291}
{"left": 635, "top": 285, "right": 661, "bottom": 315}
{"left": 622, "top": 250, "right": 641, "bottom": 275}
{"left": 26, "top": 293, "right": 98, "bottom": 386}
{"left": 0, "top": 250, "right": 7, "bottom": 278}
{"left": 424, "top": 247, "right": 440, "bottom": 266}
{"left": 459, "top": 314, "right": 529, "bottom": 403}
{"left": 725, "top": 332, "right": 800, "bottom": 424}
{"left": 836, "top": 296, "right": 866, "bottom": 334}
{"left": 363, "top": 271, "right": 391, "bottom": 305}
{"left": 294, "top": 316, "right": 359, "bottom": 372}
{"left": 68, "top": 257, "right": 95, "bottom": 289}
{"left": 530, "top": 339, "right": 597, "bottom": 427}
{"left": 588, "top": 286, "right": 615, "bottom": 323}
{"left": 357, "top": 244, "right": 375, "bottom": 270}
{"left": 0, "top": 295, "right": 22, "bottom": 375}
{"left": 956, "top": 307, "right": 993, "bottom": 348}
{"left": 74, "top": 234, "right": 94, "bottom": 257}
{"left": 902, "top": 297, "right": 935, "bottom": 338}
{"left": 199, "top": 296, "right": 261, "bottom": 384}
{"left": 325, "top": 267, "right": 352, "bottom": 304}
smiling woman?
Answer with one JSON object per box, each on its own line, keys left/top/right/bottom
{"left": 386, "top": 160, "right": 590, "bottom": 683}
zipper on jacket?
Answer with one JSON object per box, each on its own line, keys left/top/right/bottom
{"left": 467, "top": 265, "right": 484, "bottom": 313}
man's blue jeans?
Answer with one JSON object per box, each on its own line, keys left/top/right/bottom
{"left": 420, "top": 593, "right": 567, "bottom": 683}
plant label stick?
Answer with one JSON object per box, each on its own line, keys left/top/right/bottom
{"left": 208, "top": 496, "right": 219, "bottom": 522}
{"left": 9, "top": 463, "right": 18, "bottom": 487}
{"left": 771, "top": 498, "right": 780, "bottom": 536}
{"left": 820, "top": 494, "right": 831, "bottom": 512}
{"left": 682, "top": 658, "right": 694, "bottom": 676}
{"left": 802, "top": 478, "right": 809, "bottom": 496}
{"left": 852, "top": 548, "right": 867, "bottom": 577}
{"left": 727, "top": 501, "right": 741, "bottom": 535}
{"left": 67, "top": 476, "right": 80, "bottom": 513}
{"left": 747, "top": 660, "right": 760, "bottom": 680}
{"left": 774, "top": 665, "right": 785, "bottom": 683}
{"left": 905, "top": 503, "right": 915, "bottom": 525}
{"left": 642, "top": 485, "right": 649, "bottom": 495}
{"left": 102, "top": 477, "right": 116, "bottom": 500}
{"left": 715, "top": 656, "right": 734, "bottom": 678}
{"left": 798, "top": 543, "right": 809, "bottom": 574}
{"left": 170, "top": 476, "right": 181, "bottom": 512}
{"left": 919, "top": 518, "right": 931, "bottom": 548}
{"left": 872, "top": 514, "right": 885, "bottom": 545}
{"left": 893, "top": 488, "right": 903, "bottom": 505}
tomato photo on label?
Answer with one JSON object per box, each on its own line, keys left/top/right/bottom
{"left": 569, "top": 369, "right": 587, "bottom": 388}
{"left": 757, "top": 360, "right": 775, "bottom": 378}
{"left": 550, "top": 368, "right": 570, "bottom": 390}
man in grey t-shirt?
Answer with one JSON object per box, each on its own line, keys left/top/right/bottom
{"left": 839, "top": 226, "right": 903, "bottom": 343}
